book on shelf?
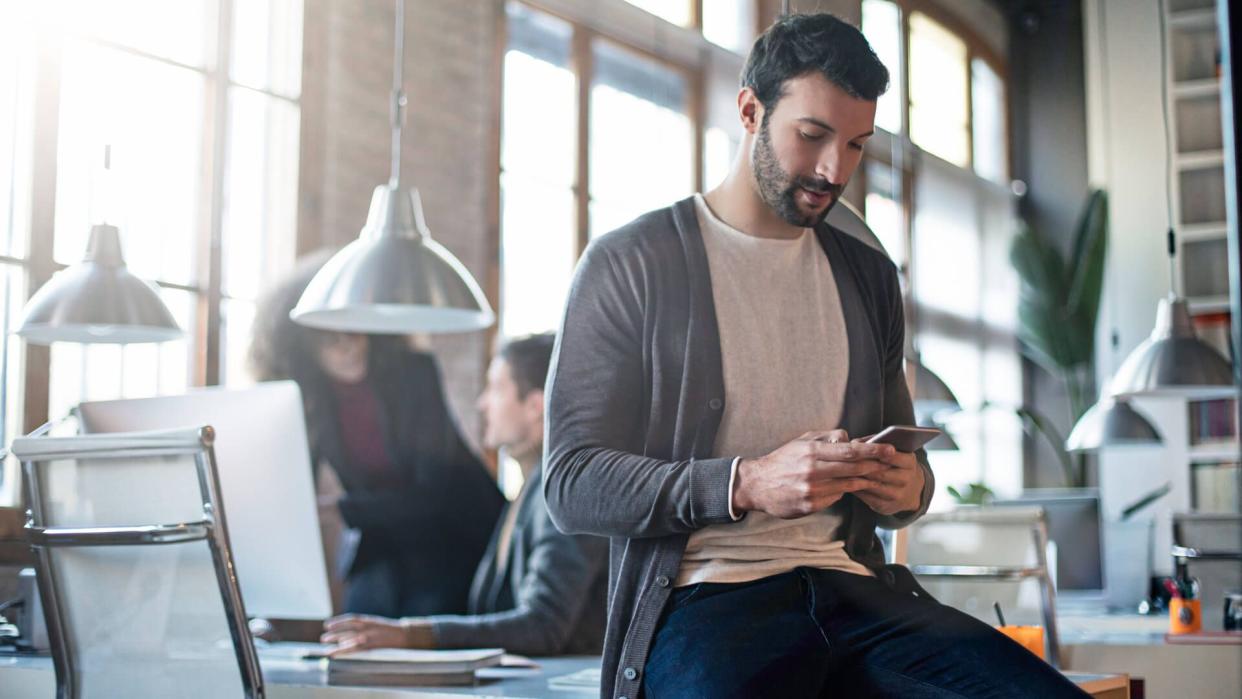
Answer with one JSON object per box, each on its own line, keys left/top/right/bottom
{"left": 1188, "top": 397, "right": 1238, "bottom": 445}
{"left": 1191, "top": 461, "right": 1241, "bottom": 513}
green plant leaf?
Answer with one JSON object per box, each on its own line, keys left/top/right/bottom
{"left": 1010, "top": 190, "right": 1109, "bottom": 378}
{"left": 1014, "top": 404, "right": 1080, "bottom": 487}
{"left": 1067, "top": 190, "right": 1108, "bottom": 358}
{"left": 1012, "top": 226, "right": 1081, "bottom": 372}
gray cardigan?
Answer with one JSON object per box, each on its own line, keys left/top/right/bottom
{"left": 543, "top": 196, "right": 934, "bottom": 699}
{"left": 427, "top": 467, "right": 608, "bottom": 656}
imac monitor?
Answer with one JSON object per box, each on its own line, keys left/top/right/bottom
{"left": 995, "top": 488, "right": 1104, "bottom": 593}
{"left": 78, "top": 381, "right": 332, "bottom": 620}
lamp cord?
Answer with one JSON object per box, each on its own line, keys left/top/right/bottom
{"left": 1098, "top": 0, "right": 1122, "bottom": 359}
{"left": 389, "top": 0, "right": 407, "bottom": 187}
{"left": 1157, "top": 0, "right": 1178, "bottom": 296}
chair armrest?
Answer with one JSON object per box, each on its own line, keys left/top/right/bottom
{"left": 909, "top": 564, "right": 1046, "bottom": 581}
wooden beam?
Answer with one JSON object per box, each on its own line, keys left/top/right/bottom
{"left": 573, "top": 26, "right": 593, "bottom": 254}
{"left": 21, "top": 26, "right": 63, "bottom": 435}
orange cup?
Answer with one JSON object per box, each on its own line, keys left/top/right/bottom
{"left": 996, "top": 625, "right": 1046, "bottom": 660}
{"left": 1169, "top": 598, "right": 1202, "bottom": 634}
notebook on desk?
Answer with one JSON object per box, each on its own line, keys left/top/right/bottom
{"left": 302, "top": 647, "right": 504, "bottom": 687}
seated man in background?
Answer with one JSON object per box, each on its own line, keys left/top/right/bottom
{"left": 320, "top": 333, "right": 608, "bottom": 657}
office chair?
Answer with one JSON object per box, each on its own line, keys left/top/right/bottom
{"left": 14, "top": 426, "right": 263, "bottom": 698}
{"left": 901, "top": 506, "right": 1062, "bottom": 668}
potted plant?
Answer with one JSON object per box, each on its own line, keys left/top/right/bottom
{"left": 1010, "top": 189, "right": 1108, "bottom": 487}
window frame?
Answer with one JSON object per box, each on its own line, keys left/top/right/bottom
{"left": 13, "top": 0, "right": 302, "bottom": 436}
{"left": 899, "top": 0, "right": 1010, "bottom": 178}
{"left": 857, "top": 0, "right": 1012, "bottom": 276}
{"left": 857, "top": 0, "right": 1021, "bottom": 497}
{"left": 493, "top": 0, "right": 712, "bottom": 342}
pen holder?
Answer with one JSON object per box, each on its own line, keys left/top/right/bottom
{"left": 995, "top": 625, "right": 1045, "bottom": 660}
{"left": 1169, "top": 598, "right": 1201, "bottom": 634}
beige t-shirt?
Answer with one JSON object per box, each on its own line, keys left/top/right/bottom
{"left": 676, "top": 194, "right": 872, "bottom": 586}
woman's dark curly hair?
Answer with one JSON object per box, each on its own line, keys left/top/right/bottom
{"left": 249, "top": 250, "right": 414, "bottom": 461}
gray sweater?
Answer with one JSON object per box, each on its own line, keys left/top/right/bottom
{"left": 543, "top": 196, "right": 934, "bottom": 699}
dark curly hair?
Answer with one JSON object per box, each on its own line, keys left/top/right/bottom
{"left": 742, "top": 12, "right": 890, "bottom": 110}
{"left": 249, "top": 250, "right": 414, "bottom": 462}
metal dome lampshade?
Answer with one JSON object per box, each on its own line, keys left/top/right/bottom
{"left": 291, "top": 0, "right": 493, "bottom": 335}
{"left": 1065, "top": 395, "right": 1163, "bottom": 452}
{"left": 824, "top": 199, "right": 963, "bottom": 418}
{"left": 291, "top": 185, "right": 493, "bottom": 333}
{"left": 1108, "top": 294, "right": 1235, "bottom": 400}
{"left": 909, "top": 354, "right": 962, "bottom": 416}
{"left": 914, "top": 409, "right": 959, "bottom": 451}
{"left": 17, "top": 223, "right": 181, "bottom": 344}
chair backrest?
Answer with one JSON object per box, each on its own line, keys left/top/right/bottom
{"left": 14, "top": 427, "right": 263, "bottom": 699}
{"left": 905, "top": 506, "right": 1060, "bottom": 665}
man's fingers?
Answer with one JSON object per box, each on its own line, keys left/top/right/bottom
{"left": 809, "top": 440, "right": 895, "bottom": 463}
{"left": 322, "top": 615, "right": 362, "bottom": 632}
{"left": 799, "top": 429, "right": 850, "bottom": 443}
{"left": 320, "top": 630, "right": 356, "bottom": 645}
{"left": 818, "top": 477, "right": 873, "bottom": 497}
{"left": 324, "top": 637, "right": 366, "bottom": 658}
{"left": 861, "top": 468, "right": 910, "bottom": 487}
{"left": 855, "top": 483, "right": 899, "bottom": 501}
{"left": 809, "top": 459, "right": 888, "bottom": 480}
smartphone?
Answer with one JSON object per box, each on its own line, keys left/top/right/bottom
{"left": 864, "top": 425, "right": 942, "bottom": 452}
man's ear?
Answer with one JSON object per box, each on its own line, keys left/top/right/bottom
{"left": 738, "top": 87, "right": 763, "bottom": 135}
{"left": 524, "top": 390, "right": 545, "bottom": 424}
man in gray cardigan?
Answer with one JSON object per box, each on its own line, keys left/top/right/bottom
{"left": 322, "top": 333, "right": 607, "bottom": 657}
{"left": 544, "top": 13, "right": 1087, "bottom": 699}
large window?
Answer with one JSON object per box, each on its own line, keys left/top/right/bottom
{"left": 0, "top": 0, "right": 302, "bottom": 504}
{"left": 861, "top": 0, "right": 1020, "bottom": 500}
{"left": 0, "top": 4, "right": 36, "bottom": 505}
{"left": 863, "top": 0, "right": 1008, "bottom": 181}
{"left": 589, "top": 39, "right": 695, "bottom": 238}
{"left": 499, "top": 1, "right": 701, "bottom": 340}
{"left": 500, "top": 6, "right": 578, "bottom": 340}
{"left": 908, "top": 12, "right": 970, "bottom": 168}
{"left": 621, "top": 0, "right": 756, "bottom": 53}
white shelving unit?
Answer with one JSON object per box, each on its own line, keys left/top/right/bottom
{"left": 1165, "top": 0, "right": 1239, "bottom": 516}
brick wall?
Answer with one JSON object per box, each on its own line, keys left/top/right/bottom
{"left": 298, "top": 0, "right": 501, "bottom": 446}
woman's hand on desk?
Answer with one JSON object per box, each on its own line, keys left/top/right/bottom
{"left": 319, "top": 613, "right": 436, "bottom": 655}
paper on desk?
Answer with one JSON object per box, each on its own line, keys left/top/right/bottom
{"left": 500, "top": 653, "right": 540, "bottom": 668}
{"left": 548, "top": 667, "right": 602, "bottom": 691}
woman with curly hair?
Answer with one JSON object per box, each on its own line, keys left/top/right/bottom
{"left": 250, "top": 251, "right": 504, "bottom": 618}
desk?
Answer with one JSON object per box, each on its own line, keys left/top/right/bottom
{"left": 0, "top": 646, "right": 1132, "bottom": 698}
{"left": 0, "top": 646, "right": 599, "bottom": 698}
{"left": 1060, "top": 603, "right": 1242, "bottom": 698}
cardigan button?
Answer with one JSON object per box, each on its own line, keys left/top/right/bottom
{"left": 708, "top": 398, "right": 722, "bottom": 410}
{"left": 624, "top": 667, "right": 638, "bottom": 681}
{"left": 655, "top": 575, "right": 670, "bottom": 588}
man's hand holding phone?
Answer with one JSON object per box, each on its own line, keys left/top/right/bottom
{"left": 851, "top": 427, "right": 928, "bottom": 516}
{"left": 732, "top": 429, "right": 895, "bottom": 519}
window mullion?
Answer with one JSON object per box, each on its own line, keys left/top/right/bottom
{"left": 965, "top": 48, "right": 974, "bottom": 173}
{"left": 573, "top": 25, "right": 592, "bottom": 256}
{"left": 196, "top": 0, "right": 233, "bottom": 387}
{"left": 22, "top": 26, "right": 64, "bottom": 432}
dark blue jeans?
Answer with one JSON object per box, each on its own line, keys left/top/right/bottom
{"left": 643, "top": 567, "right": 1089, "bottom": 698}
